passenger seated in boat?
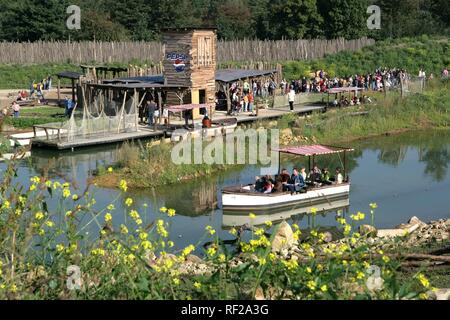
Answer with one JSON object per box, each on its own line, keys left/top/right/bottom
{"left": 321, "top": 167, "right": 332, "bottom": 185}
{"left": 309, "top": 165, "right": 322, "bottom": 182}
{"left": 280, "top": 169, "right": 290, "bottom": 184}
{"left": 255, "top": 176, "right": 265, "bottom": 192}
{"left": 334, "top": 168, "right": 344, "bottom": 184}
{"left": 300, "top": 167, "right": 307, "bottom": 182}
{"left": 286, "top": 168, "right": 306, "bottom": 194}
{"left": 273, "top": 176, "right": 284, "bottom": 193}
{"left": 263, "top": 179, "right": 273, "bottom": 194}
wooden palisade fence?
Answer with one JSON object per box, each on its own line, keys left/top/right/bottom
{"left": 0, "top": 38, "right": 375, "bottom": 64}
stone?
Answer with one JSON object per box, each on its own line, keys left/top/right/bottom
{"left": 271, "top": 221, "right": 295, "bottom": 253}
{"left": 255, "top": 287, "right": 265, "bottom": 300}
{"left": 445, "top": 219, "right": 450, "bottom": 227}
{"left": 377, "top": 229, "right": 407, "bottom": 238}
{"left": 359, "top": 225, "right": 378, "bottom": 237}
{"left": 186, "top": 254, "right": 203, "bottom": 264}
{"left": 427, "top": 289, "right": 450, "bottom": 301}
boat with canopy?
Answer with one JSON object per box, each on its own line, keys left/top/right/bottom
{"left": 221, "top": 144, "right": 354, "bottom": 212}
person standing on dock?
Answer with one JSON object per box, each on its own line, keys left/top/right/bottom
{"left": 147, "top": 100, "right": 157, "bottom": 127}
{"left": 288, "top": 86, "right": 296, "bottom": 112}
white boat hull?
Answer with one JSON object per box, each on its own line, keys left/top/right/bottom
{"left": 222, "top": 183, "right": 350, "bottom": 212}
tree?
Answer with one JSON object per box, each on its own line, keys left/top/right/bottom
{"left": 317, "top": 0, "right": 369, "bottom": 39}
{"left": 264, "top": 0, "right": 324, "bottom": 40}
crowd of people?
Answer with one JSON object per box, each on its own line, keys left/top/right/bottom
{"left": 283, "top": 68, "right": 412, "bottom": 95}
{"left": 254, "top": 165, "right": 345, "bottom": 194}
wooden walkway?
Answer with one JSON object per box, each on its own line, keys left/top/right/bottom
{"left": 31, "top": 105, "right": 325, "bottom": 150}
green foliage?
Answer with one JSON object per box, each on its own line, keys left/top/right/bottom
{"left": 0, "top": 0, "right": 448, "bottom": 41}
{"left": 0, "top": 160, "right": 437, "bottom": 299}
{"left": 282, "top": 37, "right": 449, "bottom": 80}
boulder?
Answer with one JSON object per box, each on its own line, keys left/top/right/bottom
{"left": 359, "top": 225, "right": 378, "bottom": 237}
{"left": 396, "top": 216, "right": 427, "bottom": 234}
{"left": 254, "top": 287, "right": 265, "bottom": 300}
{"left": 271, "top": 221, "right": 295, "bottom": 253}
{"left": 427, "top": 289, "right": 450, "bottom": 301}
{"left": 377, "top": 229, "right": 407, "bottom": 238}
{"left": 186, "top": 254, "right": 203, "bottom": 264}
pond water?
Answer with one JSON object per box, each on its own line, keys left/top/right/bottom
{"left": 2, "top": 129, "right": 450, "bottom": 249}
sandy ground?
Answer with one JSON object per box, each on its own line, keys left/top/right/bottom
{"left": 0, "top": 88, "right": 73, "bottom": 108}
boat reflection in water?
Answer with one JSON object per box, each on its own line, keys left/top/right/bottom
{"left": 222, "top": 196, "right": 350, "bottom": 228}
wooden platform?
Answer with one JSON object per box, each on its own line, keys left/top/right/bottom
{"left": 30, "top": 105, "right": 325, "bottom": 150}
{"left": 31, "top": 128, "right": 165, "bottom": 150}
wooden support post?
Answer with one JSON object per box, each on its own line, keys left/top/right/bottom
{"left": 57, "top": 78, "right": 61, "bottom": 104}
{"left": 71, "top": 79, "right": 76, "bottom": 103}
{"left": 344, "top": 151, "right": 348, "bottom": 182}
{"left": 158, "top": 91, "right": 163, "bottom": 125}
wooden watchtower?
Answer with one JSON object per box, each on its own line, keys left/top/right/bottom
{"left": 162, "top": 28, "right": 217, "bottom": 118}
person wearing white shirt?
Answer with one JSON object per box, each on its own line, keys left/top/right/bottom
{"left": 288, "top": 87, "right": 296, "bottom": 111}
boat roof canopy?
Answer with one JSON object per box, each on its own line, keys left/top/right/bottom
{"left": 167, "top": 104, "right": 213, "bottom": 112}
{"left": 275, "top": 145, "right": 354, "bottom": 157}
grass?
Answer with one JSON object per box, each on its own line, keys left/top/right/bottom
{"left": 294, "top": 80, "right": 450, "bottom": 145}
{"left": 219, "top": 36, "right": 450, "bottom": 80}
{"left": 2, "top": 106, "right": 67, "bottom": 129}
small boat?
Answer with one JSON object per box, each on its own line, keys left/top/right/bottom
{"left": 222, "top": 144, "right": 354, "bottom": 212}
{"left": 222, "top": 196, "right": 350, "bottom": 227}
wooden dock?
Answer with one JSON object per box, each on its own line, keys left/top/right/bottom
{"left": 31, "top": 128, "right": 165, "bottom": 150}
{"left": 31, "top": 105, "right": 325, "bottom": 150}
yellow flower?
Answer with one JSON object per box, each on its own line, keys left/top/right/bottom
{"left": 249, "top": 213, "right": 256, "bottom": 219}
{"left": 119, "top": 180, "right": 128, "bottom": 192}
{"left": 62, "top": 188, "right": 71, "bottom": 199}
{"left": 30, "top": 176, "right": 41, "bottom": 184}
{"left": 218, "top": 254, "right": 226, "bottom": 263}
{"left": 311, "top": 207, "right": 318, "bottom": 215}
{"left": 416, "top": 274, "right": 430, "bottom": 289}
{"left": 229, "top": 228, "right": 237, "bottom": 236}
{"left": 320, "top": 285, "right": 328, "bottom": 292}
{"left": 419, "top": 293, "right": 428, "bottom": 300}
{"left": 45, "top": 221, "right": 55, "bottom": 228}
{"left": 1, "top": 200, "right": 10, "bottom": 209}
{"left": 265, "top": 221, "right": 273, "bottom": 228}
{"left": 382, "top": 256, "right": 390, "bottom": 263}
{"left": 56, "top": 244, "right": 65, "bottom": 253}
{"left": 306, "top": 280, "right": 317, "bottom": 291}
{"left": 253, "top": 229, "right": 263, "bottom": 237}
{"left": 173, "top": 278, "right": 180, "bottom": 286}
{"left": 167, "top": 209, "right": 176, "bottom": 217}
{"left": 194, "top": 282, "right": 202, "bottom": 290}
{"left": 29, "top": 184, "right": 37, "bottom": 191}
{"left": 168, "top": 241, "right": 174, "bottom": 248}
{"left": 91, "top": 248, "right": 106, "bottom": 256}
{"left": 139, "top": 232, "right": 148, "bottom": 241}
{"left": 356, "top": 271, "right": 365, "bottom": 280}
{"left": 160, "top": 207, "right": 168, "bottom": 213}
{"left": 206, "top": 247, "right": 217, "bottom": 257}
{"left": 35, "top": 212, "right": 44, "bottom": 220}
{"left": 125, "top": 198, "right": 133, "bottom": 207}
{"left": 120, "top": 225, "right": 129, "bottom": 234}
{"left": 108, "top": 167, "right": 113, "bottom": 173}
{"left": 258, "top": 258, "right": 267, "bottom": 266}
{"left": 369, "top": 203, "right": 378, "bottom": 210}
{"left": 107, "top": 204, "right": 115, "bottom": 211}
{"left": 141, "top": 240, "right": 153, "bottom": 250}
{"left": 15, "top": 209, "right": 22, "bottom": 217}
{"left": 306, "top": 267, "right": 312, "bottom": 274}
{"left": 72, "top": 194, "right": 78, "bottom": 201}
{"left": 38, "top": 229, "right": 45, "bottom": 236}
{"left": 104, "top": 213, "right": 112, "bottom": 223}
{"left": 135, "top": 219, "right": 143, "bottom": 225}
{"left": 182, "top": 245, "right": 195, "bottom": 257}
